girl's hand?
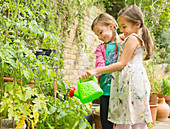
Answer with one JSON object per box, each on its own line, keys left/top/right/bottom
{"left": 80, "top": 69, "right": 97, "bottom": 81}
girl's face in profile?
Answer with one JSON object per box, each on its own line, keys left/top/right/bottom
{"left": 93, "top": 23, "right": 114, "bottom": 43}
{"left": 118, "top": 16, "right": 140, "bottom": 38}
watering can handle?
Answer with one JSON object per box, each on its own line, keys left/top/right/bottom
{"left": 78, "top": 76, "right": 98, "bottom": 84}
{"left": 92, "top": 76, "right": 98, "bottom": 84}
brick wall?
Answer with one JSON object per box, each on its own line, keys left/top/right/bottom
{"left": 62, "top": 6, "right": 104, "bottom": 87}
{"left": 61, "top": 6, "right": 170, "bottom": 88}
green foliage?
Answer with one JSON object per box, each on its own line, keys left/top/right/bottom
{"left": 144, "top": 60, "right": 170, "bottom": 95}
{"left": 0, "top": 0, "right": 96, "bottom": 128}
{"left": 128, "top": 0, "right": 170, "bottom": 64}
{"left": 153, "top": 29, "right": 170, "bottom": 64}
{"left": 36, "top": 96, "right": 92, "bottom": 129}
{"left": 0, "top": 0, "right": 62, "bottom": 51}
{"left": 0, "top": 83, "right": 48, "bottom": 125}
{"left": 0, "top": 41, "right": 49, "bottom": 127}
{"left": 98, "top": 0, "right": 125, "bottom": 19}
{"left": 144, "top": 60, "right": 162, "bottom": 94}
{"left": 159, "top": 76, "right": 170, "bottom": 95}
{"left": 0, "top": 36, "right": 92, "bottom": 128}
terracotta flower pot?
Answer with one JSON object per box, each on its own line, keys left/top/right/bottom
{"left": 164, "top": 95, "right": 170, "bottom": 118}
{"left": 93, "top": 111, "right": 102, "bottom": 129}
{"left": 169, "top": 107, "right": 170, "bottom": 118}
{"left": 149, "top": 94, "right": 158, "bottom": 105}
{"left": 164, "top": 95, "right": 170, "bottom": 107}
{"left": 156, "top": 97, "right": 169, "bottom": 121}
{"left": 149, "top": 104, "right": 158, "bottom": 126}
{"left": 3, "top": 77, "right": 34, "bottom": 88}
{"left": 157, "top": 94, "right": 166, "bottom": 99}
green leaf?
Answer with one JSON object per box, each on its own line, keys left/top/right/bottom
{"left": 49, "top": 106, "right": 56, "bottom": 114}
{"left": 16, "top": 103, "right": 29, "bottom": 115}
{"left": 57, "top": 79, "right": 65, "bottom": 87}
{"left": 5, "top": 82, "right": 13, "bottom": 92}
{"left": 14, "top": 39, "right": 21, "bottom": 43}
{"left": 47, "top": 122, "right": 54, "bottom": 129}
{"left": 8, "top": 106, "right": 14, "bottom": 120}
{"left": 8, "top": 35, "right": 15, "bottom": 39}
{"left": 6, "top": 22, "right": 10, "bottom": 28}
{"left": 25, "top": 87, "right": 34, "bottom": 100}
{"left": 79, "top": 119, "right": 87, "bottom": 129}
{"left": 16, "top": 90, "right": 25, "bottom": 101}
{"left": 72, "top": 119, "right": 79, "bottom": 129}
{"left": 16, "top": 22, "right": 23, "bottom": 31}
{"left": 22, "top": 27, "right": 27, "bottom": 33}
{"left": 57, "top": 109, "right": 67, "bottom": 119}
{"left": 23, "top": 69, "right": 32, "bottom": 82}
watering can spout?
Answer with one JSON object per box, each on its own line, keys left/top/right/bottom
{"left": 69, "top": 76, "right": 103, "bottom": 104}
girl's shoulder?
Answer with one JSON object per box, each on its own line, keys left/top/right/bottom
{"left": 96, "top": 43, "right": 106, "bottom": 49}
{"left": 95, "top": 43, "right": 106, "bottom": 54}
{"left": 123, "top": 33, "right": 144, "bottom": 46}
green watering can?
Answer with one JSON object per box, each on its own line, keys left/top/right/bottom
{"left": 69, "top": 76, "right": 103, "bottom": 104}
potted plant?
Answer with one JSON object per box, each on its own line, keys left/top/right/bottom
{"left": 158, "top": 76, "right": 170, "bottom": 98}
{"left": 157, "top": 76, "right": 170, "bottom": 106}
{"left": 163, "top": 76, "right": 170, "bottom": 108}
{"left": 148, "top": 78, "right": 162, "bottom": 126}
{"left": 149, "top": 76, "right": 170, "bottom": 121}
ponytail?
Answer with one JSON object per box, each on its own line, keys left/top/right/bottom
{"left": 115, "top": 39, "right": 118, "bottom": 54}
{"left": 142, "top": 25, "right": 154, "bottom": 60}
{"left": 113, "top": 28, "right": 118, "bottom": 54}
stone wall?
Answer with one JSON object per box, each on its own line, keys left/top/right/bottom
{"left": 62, "top": 6, "right": 105, "bottom": 87}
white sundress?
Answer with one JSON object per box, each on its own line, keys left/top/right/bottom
{"left": 108, "top": 33, "right": 153, "bottom": 125}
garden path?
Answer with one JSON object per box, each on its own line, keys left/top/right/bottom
{"left": 150, "top": 118, "right": 170, "bottom": 129}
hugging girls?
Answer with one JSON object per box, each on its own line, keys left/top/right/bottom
{"left": 80, "top": 5, "right": 154, "bottom": 129}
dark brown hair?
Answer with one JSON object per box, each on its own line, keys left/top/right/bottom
{"left": 91, "top": 13, "right": 119, "bottom": 54}
{"left": 118, "top": 5, "right": 154, "bottom": 60}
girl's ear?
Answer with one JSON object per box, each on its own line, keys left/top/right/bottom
{"left": 136, "top": 20, "right": 141, "bottom": 28}
{"left": 109, "top": 23, "right": 114, "bottom": 30}
{"left": 110, "top": 23, "right": 118, "bottom": 30}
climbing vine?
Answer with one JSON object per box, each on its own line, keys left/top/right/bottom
{"left": 0, "top": 0, "right": 99, "bottom": 53}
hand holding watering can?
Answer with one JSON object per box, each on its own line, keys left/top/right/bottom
{"left": 69, "top": 76, "right": 103, "bottom": 104}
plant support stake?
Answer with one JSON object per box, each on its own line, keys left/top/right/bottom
{"left": 54, "top": 60, "right": 59, "bottom": 129}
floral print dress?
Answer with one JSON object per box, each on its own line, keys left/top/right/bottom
{"left": 108, "top": 33, "right": 153, "bottom": 125}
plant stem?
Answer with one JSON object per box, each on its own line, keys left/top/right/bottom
{"left": 38, "top": 81, "right": 43, "bottom": 94}
{"left": 13, "top": 71, "right": 17, "bottom": 128}
{"left": 18, "top": 64, "right": 23, "bottom": 93}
